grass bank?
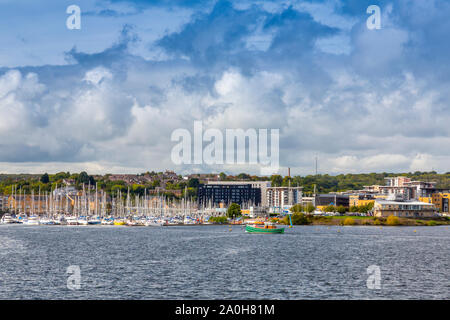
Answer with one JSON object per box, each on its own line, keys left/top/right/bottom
{"left": 276, "top": 214, "right": 450, "bottom": 226}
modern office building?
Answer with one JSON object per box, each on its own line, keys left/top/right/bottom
{"left": 198, "top": 184, "right": 261, "bottom": 207}
{"left": 315, "top": 194, "right": 349, "bottom": 209}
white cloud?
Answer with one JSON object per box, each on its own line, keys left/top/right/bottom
{"left": 1, "top": 1, "right": 450, "bottom": 175}
{"left": 83, "top": 67, "right": 113, "bottom": 86}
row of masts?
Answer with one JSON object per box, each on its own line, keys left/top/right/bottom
{"left": 8, "top": 184, "right": 235, "bottom": 218}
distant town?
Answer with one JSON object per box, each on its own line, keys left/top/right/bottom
{"left": 1, "top": 170, "right": 450, "bottom": 223}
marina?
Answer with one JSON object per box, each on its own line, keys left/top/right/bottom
{"left": 1, "top": 184, "right": 247, "bottom": 227}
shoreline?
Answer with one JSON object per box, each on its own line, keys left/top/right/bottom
{"left": 1, "top": 222, "right": 449, "bottom": 227}
{"left": 275, "top": 215, "right": 450, "bottom": 227}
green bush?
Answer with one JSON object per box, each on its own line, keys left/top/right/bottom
{"left": 336, "top": 206, "right": 347, "bottom": 214}
{"left": 427, "top": 220, "right": 438, "bottom": 226}
{"left": 373, "top": 219, "right": 382, "bottom": 225}
{"left": 285, "top": 213, "right": 311, "bottom": 225}
{"left": 209, "top": 216, "right": 228, "bottom": 224}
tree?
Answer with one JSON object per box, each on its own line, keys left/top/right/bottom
{"left": 324, "top": 205, "right": 336, "bottom": 213}
{"left": 358, "top": 202, "right": 374, "bottom": 213}
{"left": 219, "top": 172, "right": 227, "bottom": 181}
{"left": 227, "top": 203, "right": 241, "bottom": 219}
{"left": 40, "top": 173, "right": 49, "bottom": 184}
{"left": 152, "top": 180, "right": 160, "bottom": 188}
{"left": 271, "top": 175, "right": 283, "bottom": 187}
{"left": 188, "top": 178, "right": 200, "bottom": 188}
{"left": 290, "top": 204, "right": 304, "bottom": 213}
{"left": 282, "top": 176, "right": 292, "bottom": 187}
{"left": 183, "top": 187, "right": 197, "bottom": 199}
{"left": 289, "top": 212, "right": 311, "bottom": 225}
{"left": 305, "top": 204, "right": 315, "bottom": 213}
{"left": 336, "top": 205, "right": 347, "bottom": 214}
{"left": 237, "top": 173, "right": 251, "bottom": 180}
{"left": 77, "top": 171, "right": 90, "bottom": 185}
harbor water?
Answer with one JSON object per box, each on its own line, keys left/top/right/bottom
{"left": 0, "top": 225, "right": 448, "bottom": 299}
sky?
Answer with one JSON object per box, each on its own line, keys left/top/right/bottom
{"left": 0, "top": 0, "right": 449, "bottom": 175}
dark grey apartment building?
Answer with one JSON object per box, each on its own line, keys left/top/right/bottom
{"left": 198, "top": 184, "right": 261, "bottom": 207}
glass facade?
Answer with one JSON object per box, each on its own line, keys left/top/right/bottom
{"left": 198, "top": 184, "right": 261, "bottom": 206}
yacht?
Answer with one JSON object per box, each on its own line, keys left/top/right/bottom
{"left": 145, "top": 219, "right": 163, "bottom": 227}
{"left": 101, "top": 217, "right": 114, "bottom": 225}
{"left": 113, "top": 219, "right": 127, "bottom": 226}
{"left": 66, "top": 216, "right": 79, "bottom": 225}
{"left": 23, "top": 215, "right": 40, "bottom": 226}
{"left": 1, "top": 214, "right": 16, "bottom": 224}
{"left": 17, "top": 214, "right": 28, "bottom": 224}
{"left": 88, "top": 217, "right": 102, "bottom": 225}
{"left": 77, "top": 216, "right": 89, "bottom": 225}
{"left": 183, "top": 216, "right": 196, "bottom": 225}
{"left": 53, "top": 216, "right": 64, "bottom": 225}
{"left": 40, "top": 217, "right": 55, "bottom": 225}
{"left": 126, "top": 219, "right": 140, "bottom": 226}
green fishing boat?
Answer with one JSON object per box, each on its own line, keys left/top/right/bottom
{"left": 245, "top": 223, "right": 285, "bottom": 234}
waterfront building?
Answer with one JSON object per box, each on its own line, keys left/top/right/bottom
{"left": 349, "top": 194, "right": 376, "bottom": 207}
{"left": 0, "top": 195, "right": 8, "bottom": 211}
{"left": 373, "top": 199, "right": 437, "bottom": 218}
{"left": 207, "top": 181, "right": 271, "bottom": 207}
{"left": 384, "top": 176, "right": 411, "bottom": 187}
{"left": 315, "top": 194, "right": 349, "bottom": 210}
{"left": 266, "top": 187, "right": 303, "bottom": 213}
{"left": 7, "top": 195, "right": 71, "bottom": 215}
{"left": 241, "top": 206, "right": 266, "bottom": 218}
{"left": 430, "top": 192, "right": 450, "bottom": 214}
{"left": 299, "top": 196, "right": 315, "bottom": 207}
{"left": 198, "top": 184, "right": 261, "bottom": 207}
{"left": 360, "top": 176, "right": 437, "bottom": 201}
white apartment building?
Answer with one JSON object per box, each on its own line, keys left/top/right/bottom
{"left": 266, "top": 187, "right": 302, "bottom": 212}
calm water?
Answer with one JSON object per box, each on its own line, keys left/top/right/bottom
{"left": 0, "top": 224, "right": 448, "bottom": 299}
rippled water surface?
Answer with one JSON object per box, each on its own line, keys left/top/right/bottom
{"left": 0, "top": 225, "right": 448, "bottom": 299}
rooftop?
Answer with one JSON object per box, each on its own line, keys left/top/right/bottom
{"left": 375, "top": 199, "right": 434, "bottom": 206}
